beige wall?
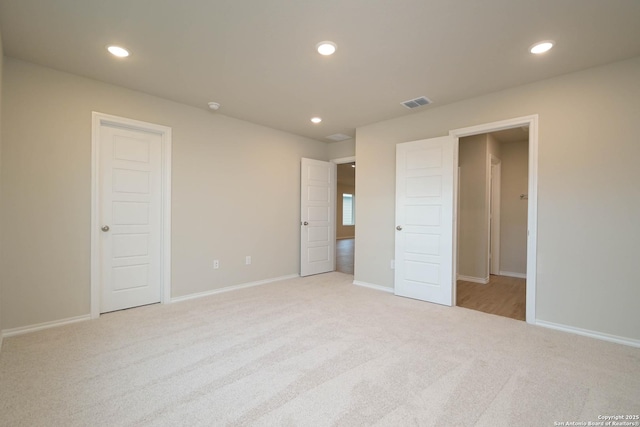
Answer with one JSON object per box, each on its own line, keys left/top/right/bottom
{"left": 487, "top": 133, "right": 501, "bottom": 161}
{"left": 499, "top": 140, "right": 528, "bottom": 275}
{"left": 487, "top": 133, "right": 501, "bottom": 275}
{"left": 327, "top": 139, "right": 355, "bottom": 160}
{"left": 458, "top": 135, "right": 488, "bottom": 279}
{"left": 0, "top": 28, "right": 4, "bottom": 341}
{"left": 0, "top": 58, "right": 328, "bottom": 330}
{"left": 355, "top": 56, "right": 640, "bottom": 341}
{"left": 457, "top": 133, "right": 502, "bottom": 280}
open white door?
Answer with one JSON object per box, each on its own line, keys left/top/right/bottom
{"left": 395, "top": 136, "right": 455, "bottom": 305}
{"left": 300, "top": 158, "right": 336, "bottom": 276}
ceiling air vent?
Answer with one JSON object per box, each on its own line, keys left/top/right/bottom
{"left": 326, "top": 133, "right": 352, "bottom": 142}
{"left": 401, "top": 96, "right": 432, "bottom": 109}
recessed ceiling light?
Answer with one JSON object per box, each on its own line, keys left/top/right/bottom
{"left": 316, "top": 41, "right": 337, "bottom": 56}
{"left": 310, "top": 117, "right": 322, "bottom": 124}
{"left": 107, "top": 45, "right": 130, "bottom": 58}
{"left": 529, "top": 41, "right": 554, "bottom": 54}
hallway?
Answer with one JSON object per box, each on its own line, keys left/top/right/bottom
{"left": 336, "top": 238, "right": 354, "bottom": 275}
{"left": 456, "top": 275, "right": 526, "bottom": 320}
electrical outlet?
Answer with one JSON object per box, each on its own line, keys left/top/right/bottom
{"left": 213, "top": 259, "right": 219, "bottom": 269}
{"left": 245, "top": 256, "right": 251, "bottom": 265}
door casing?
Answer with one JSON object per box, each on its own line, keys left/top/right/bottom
{"left": 91, "top": 112, "right": 172, "bottom": 318}
{"left": 332, "top": 156, "right": 356, "bottom": 273}
{"left": 489, "top": 156, "right": 501, "bottom": 276}
{"left": 450, "top": 115, "right": 538, "bottom": 324}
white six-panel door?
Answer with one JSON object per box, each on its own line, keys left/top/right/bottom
{"left": 99, "top": 124, "right": 163, "bottom": 313}
{"left": 395, "top": 136, "right": 455, "bottom": 305}
{"left": 300, "top": 158, "right": 336, "bottom": 277}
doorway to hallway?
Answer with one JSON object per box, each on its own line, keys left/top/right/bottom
{"left": 457, "top": 275, "right": 526, "bottom": 320}
{"left": 336, "top": 159, "right": 355, "bottom": 275}
{"left": 456, "top": 127, "right": 529, "bottom": 321}
{"left": 336, "top": 238, "right": 354, "bottom": 274}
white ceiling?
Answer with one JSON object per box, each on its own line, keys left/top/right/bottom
{"left": 1, "top": 0, "right": 639, "bottom": 142}
{"left": 490, "top": 127, "right": 529, "bottom": 144}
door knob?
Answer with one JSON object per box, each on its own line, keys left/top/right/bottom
{"left": 396, "top": 225, "right": 402, "bottom": 231}
{"left": 101, "top": 225, "right": 110, "bottom": 232}
{"left": 303, "top": 221, "right": 309, "bottom": 226}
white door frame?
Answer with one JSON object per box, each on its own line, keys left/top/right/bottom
{"left": 331, "top": 156, "right": 356, "bottom": 164}
{"left": 331, "top": 156, "right": 356, "bottom": 234}
{"left": 489, "top": 156, "right": 501, "bottom": 275}
{"left": 450, "top": 115, "right": 538, "bottom": 324}
{"left": 332, "top": 156, "right": 356, "bottom": 271}
{"left": 90, "top": 112, "right": 172, "bottom": 319}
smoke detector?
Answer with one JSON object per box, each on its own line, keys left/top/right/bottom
{"left": 208, "top": 102, "right": 221, "bottom": 110}
{"left": 401, "top": 96, "right": 432, "bottom": 109}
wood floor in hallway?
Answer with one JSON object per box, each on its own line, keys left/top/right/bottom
{"left": 336, "top": 238, "right": 354, "bottom": 275}
{"left": 456, "top": 275, "right": 526, "bottom": 321}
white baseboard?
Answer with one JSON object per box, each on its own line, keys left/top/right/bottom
{"left": 457, "top": 275, "right": 489, "bottom": 284}
{"left": 536, "top": 319, "right": 640, "bottom": 348}
{"left": 352, "top": 280, "right": 394, "bottom": 293}
{"left": 0, "top": 275, "right": 300, "bottom": 345}
{"left": 171, "top": 274, "right": 300, "bottom": 304}
{"left": 499, "top": 271, "right": 527, "bottom": 279}
{"left": 2, "top": 314, "right": 91, "bottom": 339}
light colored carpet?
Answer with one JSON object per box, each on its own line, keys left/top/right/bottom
{"left": 1, "top": 272, "right": 639, "bottom": 426}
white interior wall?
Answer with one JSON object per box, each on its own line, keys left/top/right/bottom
{"left": 328, "top": 139, "right": 355, "bottom": 160}
{"left": 487, "top": 134, "right": 501, "bottom": 160}
{"left": 355, "top": 56, "right": 640, "bottom": 342}
{"left": 486, "top": 133, "right": 501, "bottom": 276}
{"left": 0, "top": 58, "right": 329, "bottom": 331}
{"left": 458, "top": 135, "right": 489, "bottom": 280}
{"left": 2, "top": 51, "right": 638, "bottom": 345}
{"left": 0, "top": 27, "right": 4, "bottom": 343}
{"left": 499, "top": 140, "right": 529, "bottom": 275}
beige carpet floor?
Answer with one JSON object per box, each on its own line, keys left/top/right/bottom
{"left": 1, "top": 272, "right": 639, "bottom": 426}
